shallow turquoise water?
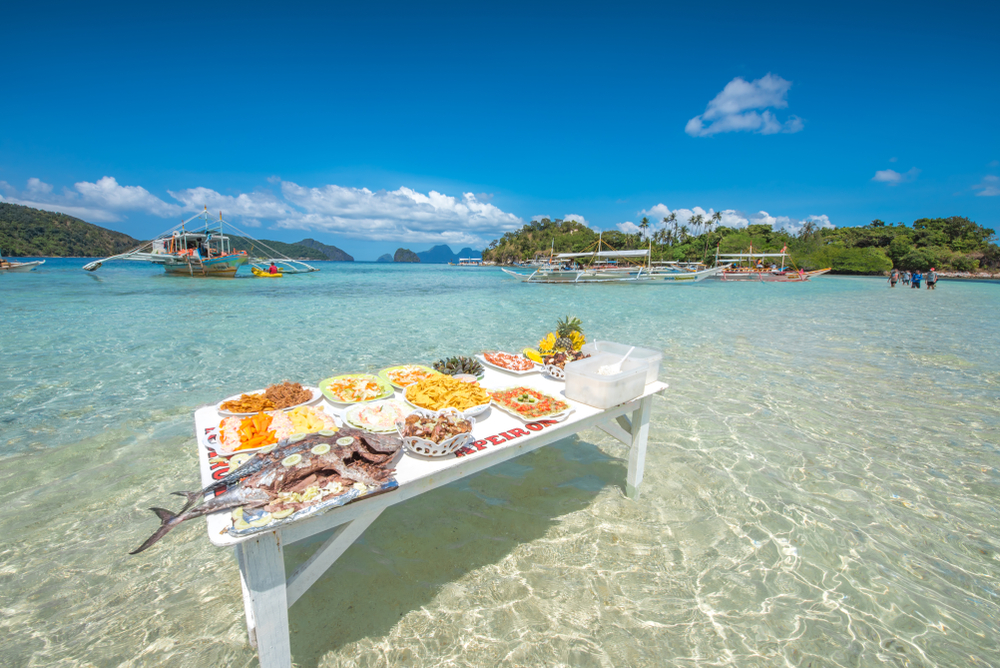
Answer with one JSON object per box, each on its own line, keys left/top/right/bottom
{"left": 1, "top": 259, "right": 999, "bottom": 667}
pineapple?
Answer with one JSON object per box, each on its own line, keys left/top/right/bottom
{"left": 554, "top": 316, "right": 583, "bottom": 351}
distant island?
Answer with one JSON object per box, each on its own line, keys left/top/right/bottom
{"left": 394, "top": 248, "right": 420, "bottom": 262}
{"left": 383, "top": 244, "right": 482, "bottom": 263}
{"left": 483, "top": 216, "right": 999, "bottom": 274}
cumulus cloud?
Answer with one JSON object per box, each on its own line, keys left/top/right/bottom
{"left": 974, "top": 174, "right": 1000, "bottom": 197}
{"left": 0, "top": 175, "right": 525, "bottom": 246}
{"left": 616, "top": 221, "right": 641, "bottom": 235}
{"left": 563, "top": 214, "right": 592, "bottom": 228}
{"left": 686, "top": 73, "right": 804, "bottom": 138}
{"left": 169, "top": 186, "right": 291, "bottom": 219}
{"left": 75, "top": 176, "right": 183, "bottom": 217}
{"left": 26, "top": 177, "right": 53, "bottom": 195}
{"left": 872, "top": 167, "right": 920, "bottom": 185}
{"left": 635, "top": 203, "right": 833, "bottom": 236}
{"left": 273, "top": 181, "right": 522, "bottom": 245}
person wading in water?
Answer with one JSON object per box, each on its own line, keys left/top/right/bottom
{"left": 926, "top": 267, "right": 938, "bottom": 290}
{"left": 889, "top": 268, "right": 899, "bottom": 287}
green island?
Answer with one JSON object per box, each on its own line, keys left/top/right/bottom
{"left": 0, "top": 202, "right": 350, "bottom": 261}
{"left": 483, "top": 216, "right": 1000, "bottom": 274}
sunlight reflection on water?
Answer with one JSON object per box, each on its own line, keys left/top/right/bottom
{"left": 1, "top": 261, "right": 998, "bottom": 667}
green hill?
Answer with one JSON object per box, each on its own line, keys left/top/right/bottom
{"left": 294, "top": 238, "right": 354, "bottom": 261}
{"left": 227, "top": 236, "right": 327, "bottom": 261}
{"left": 0, "top": 202, "right": 142, "bottom": 257}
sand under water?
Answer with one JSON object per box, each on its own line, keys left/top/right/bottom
{"left": 1, "top": 259, "right": 998, "bottom": 667}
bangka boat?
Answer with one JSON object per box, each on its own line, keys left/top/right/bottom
{"left": 714, "top": 249, "right": 830, "bottom": 282}
{"left": 502, "top": 248, "right": 725, "bottom": 284}
{"left": 83, "top": 209, "right": 318, "bottom": 277}
{"left": 0, "top": 252, "right": 45, "bottom": 272}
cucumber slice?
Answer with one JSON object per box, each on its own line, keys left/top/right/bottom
{"left": 311, "top": 443, "right": 331, "bottom": 455}
{"left": 281, "top": 454, "right": 303, "bottom": 467}
{"left": 337, "top": 436, "right": 355, "bottom": 446}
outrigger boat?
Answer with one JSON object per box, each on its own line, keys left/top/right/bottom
{"left": 501, "top": 237, "right": 726, "bottom": 284}
{"left": 714, "top": 248, "right": 830, "bottom": 282}
{"left": 0, "top": 251, "right": 45, "bottom": 272}
{"left": 83, "top": 209, "right": 318, "bottom": 277}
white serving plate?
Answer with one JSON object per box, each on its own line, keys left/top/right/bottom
{"left": 344, "top": 399, "right": 410, "bottom": 433}
{"left": 206, "top": 404, "right": 341, "bottom": 456}
{"left": 489, "top": 386, "right": 575, "bottom": 423}
{"left": 396, "top": 408, "right": 477, "bottom": 459}
{"left": 217, "top": 386, "right": 321, "bottom": 417}
{"left": 477, "top": 352, "right": 540, "bottom": 376}
{"left": 403, "top": 384, "right": 491, "bottom": 419}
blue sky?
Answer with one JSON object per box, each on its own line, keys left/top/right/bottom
{"left": 1, "top": 0, "right": 997, "bottom": 260}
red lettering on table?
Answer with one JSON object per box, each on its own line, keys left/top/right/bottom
{"left": 507, "top": 427, "right": 530, "bottom": 438}
{"left": 209, "top": 460, "right": 228, "bottom": 471}
{"left": 212, "top": 468, "right": 229, "bottom": 480}
{"left": 486, "top": 435, "right": 507, "bottom": 445}
{"left": 537, "top": 419, "right": 558, "bottom": 426}
{"left": 525, "top": 422, "right": 544, "bottom": 431}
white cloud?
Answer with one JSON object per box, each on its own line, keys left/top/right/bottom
{"left": 169, "top": 186, "right": 292, "bottom": 219}
{"left": 872, "top": 167, "right": 920, "bottom": 185}
{"left": 974, "top": 174, "right": 1000, "bottom": 197}
{"left": 686, "top": 73, "right": 804, "bottom": 138}
{"left": 563, "top": 214, "right": 592, "bottom": 228}
{"left": 531, "top": 215, "right": 551, "bottom": 222}
{"left": 0, "top": 175, "right": 525, "bottom": 246}
{"left": 26, "top": 177, "right": 53, "bottom": 195}
{"left": 274, "top": 181, "right": 523, "bottom": 245}
{"left": 635, "top": 202, "right": 832, "bottom": 236}
{"left": 74, "top": 176, "right": 183, "bottom": 218}
{"left": 889, "top": 157, "right": 899, "bottom": 163}
{"left": 616, "top": 221, "right": 641, "bottom": 234}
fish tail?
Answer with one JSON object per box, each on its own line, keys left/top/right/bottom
{"left": 129, "top": 507, "right": 183, "bottom": 555}
{"left": 171, "top": 490, "right": 203, "bottom": 512}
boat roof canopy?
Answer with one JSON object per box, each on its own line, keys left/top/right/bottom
{"left": 555, "top": 249, "right": 650, "bottom": 259}
{"left": 717, "top": 253, "right": 787, "bottom": 258}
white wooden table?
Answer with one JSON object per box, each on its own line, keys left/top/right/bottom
{"left": 193, "top": 368, "right": 667, "bottom": 668}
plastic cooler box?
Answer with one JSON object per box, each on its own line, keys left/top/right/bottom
{"left": 580, "top": 341, "right": 662, "bottom": 384}
{"left": 564, "top": 353, "right": 647, "bottom": 409}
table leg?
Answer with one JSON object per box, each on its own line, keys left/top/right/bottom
{"left": 235, "top": 532, "right": 291, "bottom": 668}
{"left": 626, "top": 395, "right": 653, "bottom": 500}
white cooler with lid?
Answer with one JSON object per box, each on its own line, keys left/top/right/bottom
{"left": 564, "top": 353, "right": 647, "bottom": 409}
{"left": 580, "top": 341, "right": 662, "bottom": 384}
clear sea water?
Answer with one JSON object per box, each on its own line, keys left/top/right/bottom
{"left": 1, "top": 258, "right": 999, "bottom": 668}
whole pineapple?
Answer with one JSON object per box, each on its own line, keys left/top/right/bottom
{"left": 554, "top": 316, "right": 583, "bottom": 352}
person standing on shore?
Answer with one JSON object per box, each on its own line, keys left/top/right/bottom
{"left": 912, "top": 270, "right": 923, "bottom": 289}
{"left": 889, "top": 268, "right": 899, "bottom": 287}
{"left": 927, "top": 267, "right": 938, "bottom": 290}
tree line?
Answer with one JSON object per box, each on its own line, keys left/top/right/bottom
{"left": 482, "top": 215, "right": 999, "bottom": 274}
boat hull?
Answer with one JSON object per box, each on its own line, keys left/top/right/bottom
{"left": 162, "top": 253, "right": 248, "bottom": 276}
{"left": 0, "top": 260, "right": 45, "bottom": 272}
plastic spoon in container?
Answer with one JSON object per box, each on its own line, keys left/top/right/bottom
{"left": 598, "top": 347, "right": 635, "bottom": 376}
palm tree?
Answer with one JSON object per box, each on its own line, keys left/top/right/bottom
{"left": 711, "top": 211, "right": 722, "bottom": 235}
{"left": 690, "top": 214, "right": 704, "bottom": 235}
{"left": 639, "top": 217, "right": 650, "bottom": 241}
{"left": 663, "top": 212, "right": 677, "bottom": 246}
{"left": 679, "top": 225, "right": 690, "bottom": 244}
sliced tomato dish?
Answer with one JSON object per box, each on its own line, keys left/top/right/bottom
{"left": 490, "top": 387, "right": 569, "bottom": 419}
